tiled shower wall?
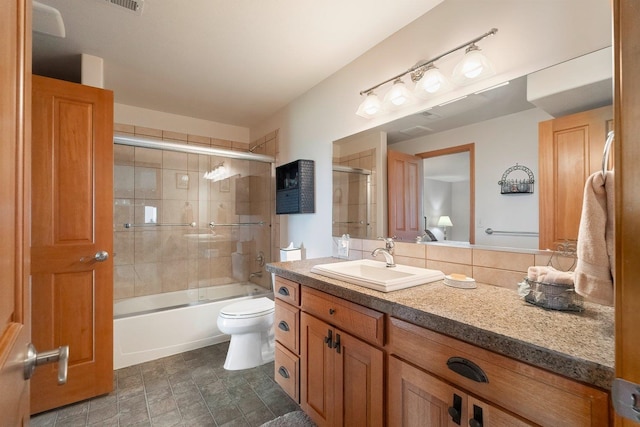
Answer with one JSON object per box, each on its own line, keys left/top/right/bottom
{"left": 113, "top": 125, "right": 279, "bottom": 302}
{"left": 332, "top": 148, "right": 376, "bottom": 239}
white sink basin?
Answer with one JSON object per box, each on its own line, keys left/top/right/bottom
{"left": 310, "top": 259, "right": 445, "bottom": 292}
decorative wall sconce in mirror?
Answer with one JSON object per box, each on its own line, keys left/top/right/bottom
{"left": 498, "top": 163, "right": 535, "bottom": 194}
{"left": 356, "top": 28, "right": 498, "bottom": 119}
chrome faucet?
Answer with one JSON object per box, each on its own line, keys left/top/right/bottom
{"left": 372, "top": 237, "right": 396, "bottom": 267}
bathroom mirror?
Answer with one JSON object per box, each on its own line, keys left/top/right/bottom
{"left": 332, "top": 49, "right": 613, "bottom": 250}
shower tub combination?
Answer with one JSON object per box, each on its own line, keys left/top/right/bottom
{"left": 114, "top": 282, "right": 271, "bottom": 369}
{"left": 112, "top": 133, "right": 276, "bottom": 369}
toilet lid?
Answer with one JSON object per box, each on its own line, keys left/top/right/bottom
{"left": 220, "top": 297, "right": 275, "bottom": 317}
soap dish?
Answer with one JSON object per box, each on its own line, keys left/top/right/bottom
{"left": 444, "top": 275, "right": 477, "bottom": 289}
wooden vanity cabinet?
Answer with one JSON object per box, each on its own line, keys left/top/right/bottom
{"left": 273, "top": 276, "right": 301, "bottom": 402}
{"left": 388, "top": 317, "right": 609, "bottom": 427}
{"left": 300, "top": 287, "right": 384, "bottom": 427}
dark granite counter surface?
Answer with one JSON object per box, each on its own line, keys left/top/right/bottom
{"left": 266, "top": 258, "right": 614, "bottom": 390}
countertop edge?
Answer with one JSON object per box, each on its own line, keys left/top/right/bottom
{"left": 267, "top": 260, "right": 614, "bottom": 390}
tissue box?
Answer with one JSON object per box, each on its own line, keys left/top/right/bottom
{"left": 280, "top": 245, "right": 301, "bottom": 261}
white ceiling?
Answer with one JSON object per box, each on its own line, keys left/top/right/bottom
{"left": 32, "top": 0, "right": 443, "bottom": 127}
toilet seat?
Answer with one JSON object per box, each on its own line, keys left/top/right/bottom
{"left": 219, "top": 297, "right": 275, "bottom": 319}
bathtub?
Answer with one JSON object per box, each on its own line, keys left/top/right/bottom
{"left": 114, "top": 283, "right": 271, "bottom": 369}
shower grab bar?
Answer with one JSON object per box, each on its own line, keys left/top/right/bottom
{"left": 208, "top": 221, "right": 265, "bottom": 228}
{"left": 485, "top": 228, "right": 538, "bottom": 237}
{"left": 124, "top": 222, "right": 197, "bottom": 229}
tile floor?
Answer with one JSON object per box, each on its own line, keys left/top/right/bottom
{"left": 30, "top": 342, "right": 300, "bottom": 426}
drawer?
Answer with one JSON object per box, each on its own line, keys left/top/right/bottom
{"left": 302, "top": 287, "right": 384, "bottom": 347}
{"left": 274, "top": 276, "right": 300, "bottom": 306}
{"left": 275, "top": 343, "right": 299, "bottom": 403}
{"left": 275, "top": 299, "right": 299, "bottom": 353}
{"left": 387, "top": 317, "right": 609, "bottom": 427}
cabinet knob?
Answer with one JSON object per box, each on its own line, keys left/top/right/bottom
{"left": 329, "top": 308, "right": 335, "bottom": 315}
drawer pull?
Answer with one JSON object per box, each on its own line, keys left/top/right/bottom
{"left": 447, "top": 357, "right": 489, "bottom": 383}
{"left": 324, "top": 329, "right": 333, "bottom": 348}
{"left": 469, "top": 404, "right": 483, "bottom": 427}
{"left": 329, "top": 308, "right": 335, "bottom": 315}
{"left": 278, "top": 366, "right": 290, "bottom": 379}
{"left": 278, "top": 286, "right": 290, "bottom": 296}
{"left": 448, "top": 393, "right": 462, "bottom": 425}
{"left": 278, "top": 321, "right": 290, "bottom": 332}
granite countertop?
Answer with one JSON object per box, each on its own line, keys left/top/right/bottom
{"left": 266, "top": 258, "right": 615, "bottom": 390}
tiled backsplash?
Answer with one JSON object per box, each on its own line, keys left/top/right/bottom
{"left": 333, "top": 237, "right": 575, "bottom": 290}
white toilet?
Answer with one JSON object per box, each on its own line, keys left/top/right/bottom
{"left": 217, "top": 296, "right": 275, "bottom": 370}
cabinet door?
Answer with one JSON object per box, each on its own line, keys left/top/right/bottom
{"left": 300, "top": 312, "right": 335, "bottom": 426}
{"left": 334, "top": 329, "right": 384, "bottom": 427}
{"left": 538, "top": 105, "right": 612, "bottom": 249}
{"left": 388, "top": 356, "right": 467, "bottom": 427}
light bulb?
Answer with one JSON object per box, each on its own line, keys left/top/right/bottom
{"left": 388, "top": 80, "right": 409, "bottom": 105}
{"left": 383, "top": 79, "right": 414, "bottom": 109}
{"left": 363, "top": 94, "right": 381, "bottom": 115}
{"left": 452, "top": 44, "right": 495, "bottom": 85}
{"left": 356, "top": 92, "right": 382, "bottom": 118}
{"left": 461, "top": 50, "right": 484, "bottom": 78}
{"left": 420, "top": 66, "right": 445, "bottom": 94}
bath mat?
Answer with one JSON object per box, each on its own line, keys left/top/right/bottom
{"left": 260, "top": 410, "right": 316, "bottom": 427}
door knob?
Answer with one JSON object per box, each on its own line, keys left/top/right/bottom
{"left": 24, "top": 343, "right": 69, "bottom": 385}
{"left": 81, "top": 250, "right": 109, "bottom": 263}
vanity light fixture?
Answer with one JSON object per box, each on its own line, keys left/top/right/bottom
{"left": 356, "top": 28, "right": 498, "bottom": 119}
{"left": 413, "top": 64, "right": 449, "bottom": 98}
{"left": 383, "top": 78, "right": 415, "bottom": 109}
{"left": 355, "top": 91, "right": 383, "bottom": 118}
{"left": 451, "top": 43, "right": 495, "bottom": 85}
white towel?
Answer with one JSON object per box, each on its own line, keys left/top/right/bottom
{"left": 574, "top": 170, "right": 614, "bottom": 306}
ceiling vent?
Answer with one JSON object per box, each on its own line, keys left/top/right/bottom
{"left": 98, "top": 0, "right": 144, "bottom": 15}
{"left": 399, "top": 125, "right": 433, "bottom": 137}
{"left": 420, "top": 111, "right": 442, "bottom": 120}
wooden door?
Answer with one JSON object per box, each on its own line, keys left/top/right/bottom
{"left": 613, "top": 1, "right": 640, "bottom": 426}
{"left": 388, "top": 150, "right": 422, "bottom": 241}
{"left": 300, "top": 313, "right": 335, "bottom": 426}
{"left": 30, "top": 75, "right": 114, "bottom": 414}
{"left": 538, "top": 105, "right": 613, "bottom": 250}
{"left": 0, "top": 0, "right": 31, "bottom": 423}
{"left": 334, "top": 329, "right": 383, "bottom": 427}
{"left": 388, "top": 356, "right": 466, "bottom": 427}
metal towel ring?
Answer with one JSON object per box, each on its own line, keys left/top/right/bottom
{"left": 602, "top": 130, "right": 614, "bottom": 184}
